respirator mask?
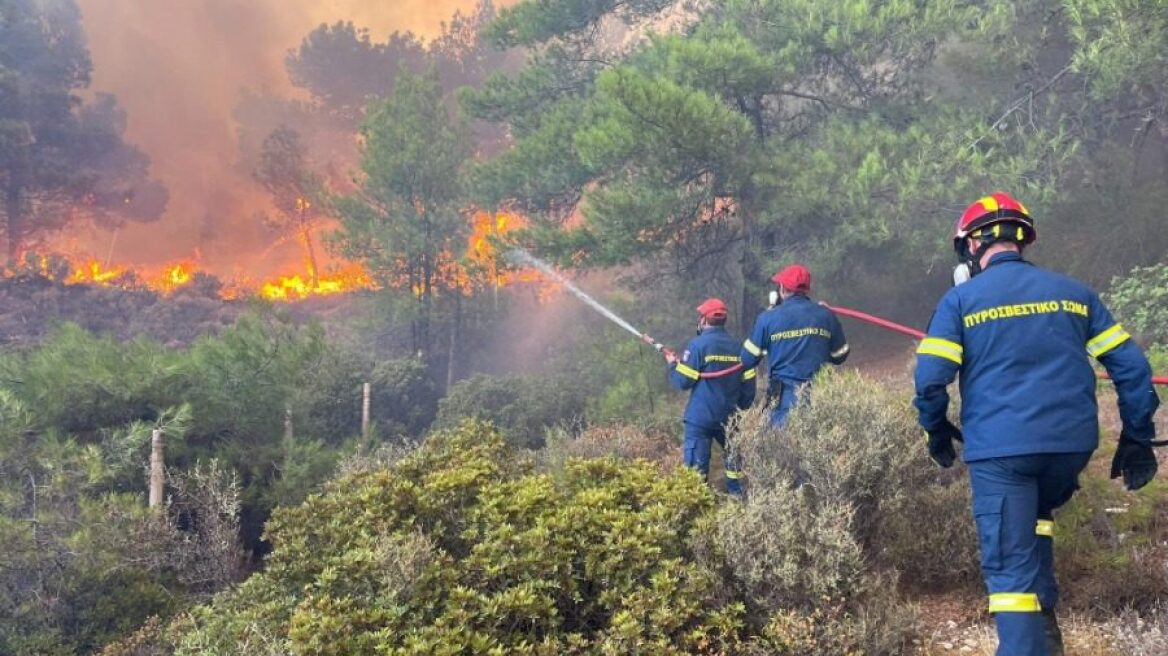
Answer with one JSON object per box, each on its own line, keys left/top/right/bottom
{"left": 952, "top": 262, "right": 972, "bottom": 286}
{"left": 767, "top": 290, "right": 780, "bottom": 308}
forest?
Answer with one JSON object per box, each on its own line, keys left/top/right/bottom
{"left": 2, "top": 0, "right": 1168, "bottom": 653}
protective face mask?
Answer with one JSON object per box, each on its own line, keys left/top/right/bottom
{"left": 768, "top": 290, "right": 780, "bottom": 307}
{"left": 952, "top": 262, "right": 973, "bottom": 286}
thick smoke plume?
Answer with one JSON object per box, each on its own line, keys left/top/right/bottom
{"left": 75, "top": 0, "right": 489, "bottom": 276}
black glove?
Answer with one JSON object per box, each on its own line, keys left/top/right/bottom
{"left": 926, "top": 420, "right": 963, "bottom": 469}
{"left": 1110, "top": 431, "right": 1158, "bottom": 491}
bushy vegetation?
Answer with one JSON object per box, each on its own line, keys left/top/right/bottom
{"left": 1106, "top": 262, "right": 1168, "bottom": 346}
{"left": 121, "top": 374, "right": 994, "bottom": 655}
{"left": 0, "top": 400, "right": 241, "bottom": 655}
{"left": 158, "top": 422, "right": 750, "bottom": 654}
{"left": 435, "top": 372, "right": 586, "bottom": 449}
{"left": 0, "top": 313, "right": 445, "bottom": 654}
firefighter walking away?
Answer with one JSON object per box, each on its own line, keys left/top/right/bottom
{"left": 913, "top": 192, "right": 1161, "bottom": 656}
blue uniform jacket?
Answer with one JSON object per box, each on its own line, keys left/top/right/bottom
{"left": 914, "top": 252, "right": 1160, "bottom": 462}
{"left": 740, "top": 295, "right": 850, "bottom": 385}
{"left": 669, "top": 326, "right": 757, "bottom": 429}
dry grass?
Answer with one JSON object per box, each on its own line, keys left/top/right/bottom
{"left": 910, "top": 609, "right": 1168, "bottom": 656}
{"left": 540, "top": 420, "right": 680, "bottom": 474}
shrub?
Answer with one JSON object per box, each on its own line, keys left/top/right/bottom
{"left": 0, "top": 404, "right": 242, "bottom": 655}
{"left": 699, "top": 370, "right": 988, "bottom": 653}
{"left": 1105, "top": 262, "right": 1168, "bottom": 346}
{"left": 168, "top": 421, "right": 751, "bottom": 654}
{"left": 539, "top": 420, "right": 678, "bottom": 474}
{"left": 435, "top": 373, "right": 585, "bottom": 449}
{"left": 728, "top": 370, "right": 980, "bottom": 590}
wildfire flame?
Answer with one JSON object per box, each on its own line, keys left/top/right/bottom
{"left": 7, "top": 211, "right": 543, "bottom": 302}
{"left": 259, "top": 263, "right": 375, "bottom": 301}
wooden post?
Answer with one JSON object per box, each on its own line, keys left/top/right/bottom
{"left": 149, "top": 429, "right": 164, "bottom": 510}
{"left": 361, "top": 382, "right": 371, "bottom": 443}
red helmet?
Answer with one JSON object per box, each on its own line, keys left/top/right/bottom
{"left": 953, "top": 192, "right": 1037, "bottom": 254}
{"left": 696, "top": 298, "right": 728, "bottom": 320}
{"left": 771, "top": 264, "right": 811, "bottom": 293}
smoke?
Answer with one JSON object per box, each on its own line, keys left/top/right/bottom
{"left": 74, "top": 0, "right": 491, "bottom": 276}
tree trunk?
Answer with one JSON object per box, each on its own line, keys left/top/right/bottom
{"left": 446, "top": 294, "right": 461, "bottom": 392}
{"left": 300, "top": 225, "right": 319, "bottom": 289}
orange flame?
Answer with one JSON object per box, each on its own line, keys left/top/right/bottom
{"left": 259, "top": 263, "right": 376, "bottom": 301}
{"left": 7, "top": 211, "right": 544, "bottom": 302}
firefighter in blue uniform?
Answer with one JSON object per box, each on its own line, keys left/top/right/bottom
{"left": 914, "top": 192, "right": 1160, "bottom": 656}
{"left": 740, "top": 264, "right": 850, "bottom": 427}
{"left": 667, "top": 298, "right": 757, "bottom": 496}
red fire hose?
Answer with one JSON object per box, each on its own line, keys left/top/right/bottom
{"left": 824, "top": 304, "right": 1168, "bottom": 386}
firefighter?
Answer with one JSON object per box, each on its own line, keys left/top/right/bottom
{"left": 914, "top": 192, "right": 1160, "bottom": 656}
{"left": 666, "top": 298, "right": 757, "bottom": 496}
{"left": 740, "top": 264, "right": 850, "bottom": 427}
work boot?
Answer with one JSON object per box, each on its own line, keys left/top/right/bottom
{"left": 1042, "top": 608, "right": 1064, "bottom": 656}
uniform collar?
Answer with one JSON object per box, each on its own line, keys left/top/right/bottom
{"left": 701, "top": 326, "right": 727, "bottom": 335}
{"left": 785, "top": 294, "right": 811, "bottom": 303}
{"left": 986, "top": 251, "right": 1027, "bottom": 268}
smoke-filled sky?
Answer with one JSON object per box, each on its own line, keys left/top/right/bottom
{"left": 75, "top": 0, "right": 490, "bottom": 276}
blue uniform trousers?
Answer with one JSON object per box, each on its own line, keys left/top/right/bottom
{"left": 968, "top": 452, "right": 1092, "bottom": 656}
{"left": 767, "top": 382, "right": 804, "bottom": 428}
{"left": 683, "top": 422, "right": 743, "bottom": 496}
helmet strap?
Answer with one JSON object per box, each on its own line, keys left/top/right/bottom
{"left": 959, "top": 228, "right": 1013, "bottom": 278}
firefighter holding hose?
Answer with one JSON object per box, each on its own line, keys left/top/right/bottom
{"left": 740, "top": 264, "right": 850, "bottom": 427}
{"left": 666, "top": 298, "right": 757, "bottom": 496}
{"left": 914, "top": 192, "right": 1161, "bottom": 656}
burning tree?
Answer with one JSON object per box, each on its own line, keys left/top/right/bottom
{"left": 0, "top": 0, "right": 166, "bottom": 261}
{"left": 254, "top": 126, "right": 326, "bottom": 288}
{"left": 334, "top": 68, "right": 472, "bottom": 359}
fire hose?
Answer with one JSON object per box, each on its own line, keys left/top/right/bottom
{"left": 638, "top": 333, "right": 744, "bottom": 379}
{"left": 823, "top": 304, "right": 1168, "bottom": 386}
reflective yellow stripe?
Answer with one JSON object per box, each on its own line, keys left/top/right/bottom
{"left": 743, "top": 339, "right": 762, "bottom": 357}
{"left": 674, "top": 363, "right": 700, "bottom": 380}
{"left": 917, "top": 337, "right": 963, "bottom": 365}
{"left": 724, "top": 470, "right": 743, "bottom": 479}
{"left": 988, "top": 593, "right": 1041, "bottom": 613}
{"left": 1036, "top": 520, "right": 1054, "bottom": 538}
{"left": 1086, "top": 324, "right": 1131, "bottom": 358}
{"left": 831, "top": 343, "right": 850, "bottom": 358}
{"left": 743, "top": 368, "right": 757, "bottom": 381}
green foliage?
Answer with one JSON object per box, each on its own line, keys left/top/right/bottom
{"left": 435, "top": 373, "right": 585, "bottom": 449}
{"left": 170, "top": 422, "right": 753, "bottom": 654}
{"left": 468, "top": 0, "right": 1077, "bottom": 317}
{"left": 0, "top": 397, "right": 242, "bottom": 655}
{"left": 1065, "top": 0, "right": 1168, "bottom": 106}
{"left": 0, "top": 314, "right": 439, "bottom": 551}
{"left": 1105, "top": 261, "right": 1168, "bottom": 346}
{"left": 333, "top": 67, "right": 473, "bottom": 357}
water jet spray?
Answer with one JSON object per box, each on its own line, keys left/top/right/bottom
{"left": 507, "top": 249, "right": 743, "bottom": 379}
